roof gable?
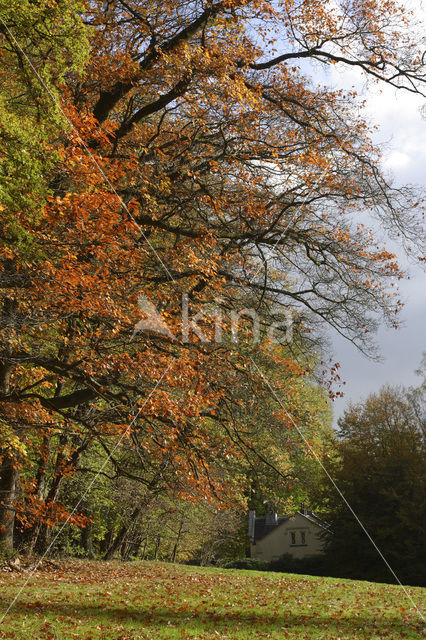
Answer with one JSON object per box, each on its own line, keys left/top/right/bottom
{"left": 253, "top": 515, "right": 290, "bottom": 542}
{"left": 252, "top": 511, "right": 328, "bottom": 543}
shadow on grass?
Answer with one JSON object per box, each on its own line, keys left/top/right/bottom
{"left": 0, "top": 596, "right": 423, "bottom": 638}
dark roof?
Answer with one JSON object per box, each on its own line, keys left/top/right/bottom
{"left": 252, "top": 511, "right": 328, "bottom": 542}
{"left": 301, "top": 511, "right": 328, "bottom": 529}
{"left": 253, "top": 516, "right": 290, "bottom": 542}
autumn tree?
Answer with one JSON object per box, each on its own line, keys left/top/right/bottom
{"left": 0, "top": 0, "right": 88, "bottom": 554}
{"left": 0, "top": 0, "right": 87, "bottom": 233}
{"left": 34, "top": 342, "right": 333, "bottom": 560}
{"left": 1, "top": 0, "right": 426, "bottom": 554}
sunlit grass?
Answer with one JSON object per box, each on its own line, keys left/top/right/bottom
{"left": 0, "top": 560, "right": 424, "bottom": 639}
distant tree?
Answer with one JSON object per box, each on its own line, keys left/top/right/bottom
{"left": 321, "top": 385, "right": 426, "bottom": 586}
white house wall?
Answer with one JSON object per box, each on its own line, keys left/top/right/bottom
{"left": 250, "top": 513, "right": 325, "bottom": 562}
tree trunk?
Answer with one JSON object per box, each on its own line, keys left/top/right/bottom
{"left": 103, "top": 505, "right": 142, "bottom": 560}
{"left": 121, "top": 534, "right": 143, "bottom": 561}
{"left": 120, "top": 540, "right": 130, "bottom": 561}
{"left": 154, "top": 535, "right": 161, "bottom": 561}
{"left": 33, "top": 433, "right": 86, "bottom": 555}
{"left": 34, "top": 468, "right": 65, "bottom": 555}
{"left": 0, "top": 298, "right": 19, "bottom": 556}
{"left": 22, "top": 433, "right": 51, "bottom": 554}
{"left": 0, "top": 457, "right": 20, "bottom": 556}
{"left": 25, "top": 521, "right": 42, "bottom": 556}
{"left": 132, "top": 537, "right": 142, "bottom": 559}
{"left": 99, "top": 526, "right": 113, "bottom": 555}
{"left": 81, "top": 521, "right": 94, "bottom": 559}
{"left": 171, "top": 518, "right": 184, "bottom": 563}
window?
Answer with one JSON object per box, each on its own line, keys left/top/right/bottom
{"left": 290, "top": 531, "right": 307, "bottom": 546}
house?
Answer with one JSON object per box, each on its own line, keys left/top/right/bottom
{"left": 248, "top": 507, "right": 328, "bottom": 562}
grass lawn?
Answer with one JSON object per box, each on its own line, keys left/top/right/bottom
{"left": 0, "top": 560, "right": 424, "bottom": 639}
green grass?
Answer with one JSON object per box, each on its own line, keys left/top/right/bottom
{"left": 0, "top": 560, "right": 424, "bottom": 639}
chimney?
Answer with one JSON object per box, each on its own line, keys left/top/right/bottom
{"left": 265, "top": 511, "right": 278, "bottom": 526}
{"left": 248, "top": 510, "right": 256, "bottom": 541}
{"left": 300, "top": 502, "right": 306, "bottom": 515}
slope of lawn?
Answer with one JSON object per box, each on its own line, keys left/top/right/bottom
{"left": 0, "top": 560, "right": 424, "bottom": 639}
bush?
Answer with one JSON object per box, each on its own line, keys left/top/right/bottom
{"left": 223, "top": 557, "right": 267, "bottom": 571}
{"left": 222, "top": 554, "right": 329, "bottom": 576}
{"left": 268, "top": 553, "right": 328, "bottom": 576}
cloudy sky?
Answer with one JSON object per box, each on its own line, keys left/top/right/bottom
{"left": 328, "top": 5, "right": 426, "bottom": 422}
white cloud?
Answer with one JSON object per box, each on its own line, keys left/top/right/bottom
{"left": 325, "top": 2, "right": 426, "bottom": 419}
{"left": 384, "top": 150, "right": 411, "bottom": 171}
